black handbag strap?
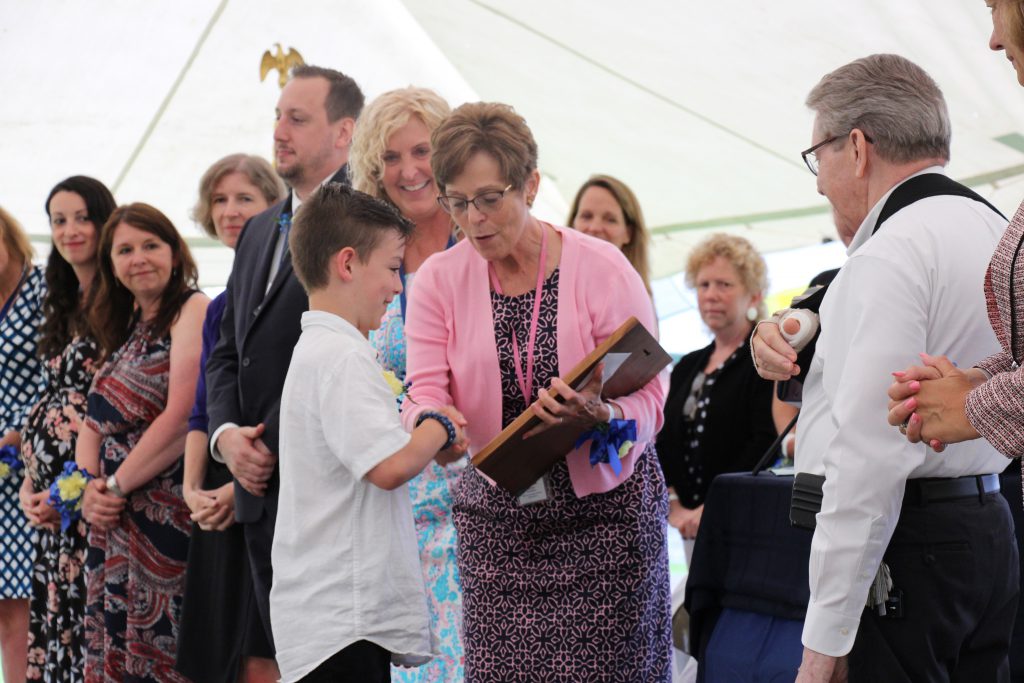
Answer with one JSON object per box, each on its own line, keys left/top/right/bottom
{"left": 751, "top": 412, "right": 800, "bottom": 475}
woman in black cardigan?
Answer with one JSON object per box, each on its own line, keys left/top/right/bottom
{"left": 656, "top": 234, "right": 776, "bottom": 559}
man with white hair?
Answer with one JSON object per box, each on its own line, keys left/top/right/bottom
{"left": 753, "top": 54, "right": 1017, "bottom": 681}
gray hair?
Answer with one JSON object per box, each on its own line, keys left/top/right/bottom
{"left": 806, "top": 54, "right": 950, "bottom": 164}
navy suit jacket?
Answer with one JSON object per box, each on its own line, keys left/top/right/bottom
{"left": 205, "top": 166, "right": 349, "bottom": 636}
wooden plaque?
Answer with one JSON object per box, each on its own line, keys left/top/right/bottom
{"left": 472, "top": 316, "right": 671, "bottom": 495}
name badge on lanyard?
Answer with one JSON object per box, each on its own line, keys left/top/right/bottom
{"left": 517, "top": 475, "right": 552, "bottom": 506}
{"left": 490, "top": 225, "right": 552, "bottom": 507}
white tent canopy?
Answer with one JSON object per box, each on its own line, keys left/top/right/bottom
{"left": 4, "top": 0, "right": 1024, "bottom": 290}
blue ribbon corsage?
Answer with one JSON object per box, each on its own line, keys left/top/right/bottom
{"left": 574, "top": 419, "right": 637, "bottom": 477}
{"left": 0, "top": 444, "right": 22, "bottom": 481}
{"left": 47, "top": 461, "right": 96, "bottom": 532}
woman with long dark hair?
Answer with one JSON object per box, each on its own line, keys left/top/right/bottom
{"left": 19, "top": 176, "right": 115, "bottom": 682}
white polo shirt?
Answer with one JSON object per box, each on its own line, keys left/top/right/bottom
{"left": 271, "top": 310, "right": 432, "bottom": 682}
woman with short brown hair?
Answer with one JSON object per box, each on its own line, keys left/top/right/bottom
{"left": 405, "top": 101, "right": 672, "bottom": 681}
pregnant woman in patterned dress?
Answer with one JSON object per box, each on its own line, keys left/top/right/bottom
{"left": 403, "top": 102, "right": 672, "bottom": 682}
{"left": 76, "top": 203, "right": 208, "bottom": 682}
{"left": 0, "top": 205, "right": 46, "bottom": 683}
{"left": 19, "top": 176, "right": 116, "bottom": 682}
{"left": 351, "top": 87, "right": 464, "bottom": 683}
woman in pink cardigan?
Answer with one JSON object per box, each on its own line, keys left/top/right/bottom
{"left": 401, "top": 102, "right": 671, "bottom": 682}
{"left": 887, "top": 1, "right": 1024, "bottom": 459}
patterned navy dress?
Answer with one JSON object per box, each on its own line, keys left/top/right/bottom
{"left": 453, "top": 268, "right": 673, "bottom": 682}
{"left": 0, "top": 266, "right": 46, "bottom": 599}
{"left": 83, "top": 318, "right": 191, "bottom": 682}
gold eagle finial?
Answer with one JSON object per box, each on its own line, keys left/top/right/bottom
{"left": 260, "top": 43, "right": 305, "bottom": 89}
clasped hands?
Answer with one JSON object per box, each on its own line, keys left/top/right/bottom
{"left": 886, "top": 353, "right": 982, "bottom": 451}
{"left": 219, "top": 423, "right": 275, "bottom": 497}
{"left": 19, "top": 476, "right": 60, "bottom": 531}
{"left": 752, "top": 321, "right": 981, "bottom": 451}
{"left": 82, "top": 477, "right": 126, "bottom": 530}
{"left": 184, "top": 482, "right": 235, "bottom": 531}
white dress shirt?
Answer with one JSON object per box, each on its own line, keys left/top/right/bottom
{"left": 795, "top": 167, "right": 1008, "bottom": 656}
{"left": 270, "top": 311, "right": 433, "bottom": 682}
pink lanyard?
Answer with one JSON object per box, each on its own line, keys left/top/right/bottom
{"left": 489, "top": 224, "right": 549, "bottom": 405}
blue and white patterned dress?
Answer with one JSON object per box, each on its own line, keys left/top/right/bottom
{"left": 0, "top": 266, "right": 46, "bottom": 598}
{"left": 370, "top": 271, "right": 466, "bottom": 683}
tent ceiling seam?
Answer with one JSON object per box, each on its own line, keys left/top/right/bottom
{"left": 466, "top": 0, "right": 802, "bottom": 169}
{"left": 112, "top": 0, "right": 230, "bottom": 193}
{"left": 650, "top": 162, "right": 1024, "bottom": 235}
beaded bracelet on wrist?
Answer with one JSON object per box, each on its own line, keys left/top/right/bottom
{"left": 415, "top": 411, "right": 457, "bottom": 451}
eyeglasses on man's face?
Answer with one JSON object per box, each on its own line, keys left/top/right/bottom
{"left": 437, "top": 184, "right": 514, "bottom": 216}
{"left": 800, "top": 131, "right": 874, "bottom": 176}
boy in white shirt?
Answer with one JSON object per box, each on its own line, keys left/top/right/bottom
{"left": 270, "top": 183, "right": 467, "bottom": 683}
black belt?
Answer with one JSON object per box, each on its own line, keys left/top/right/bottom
{"left": 903, "top": 473, "right": 1000, "bottom": 506}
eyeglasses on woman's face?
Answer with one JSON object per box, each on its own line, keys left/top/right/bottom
{"left": 437, "top": 185, "right": 513, "bottom": 216}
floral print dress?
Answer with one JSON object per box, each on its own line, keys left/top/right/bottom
{"left": 82, "top": 320, "right": 191, "bottom": 682}
{"left": 21, "top": 334, "right": 100, "bottom": 682}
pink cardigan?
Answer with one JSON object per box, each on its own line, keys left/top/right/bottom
{"left": 402, "top": 225, "right": 667, "bottom": 497}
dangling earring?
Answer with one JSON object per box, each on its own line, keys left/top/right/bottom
{"left": 746, "top": 306, "right": 758, "bottom": 322}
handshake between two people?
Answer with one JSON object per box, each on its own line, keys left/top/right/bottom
{"left": 751, "top": 317, "right": 982, "bottom": 453}
{"left": 220, "top": 405, "right": 472, "bottom": 498}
